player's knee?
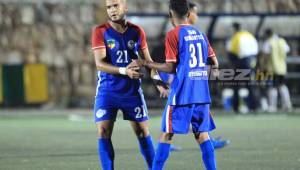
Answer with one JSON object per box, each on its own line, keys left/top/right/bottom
{"left": 194, "top": 132, "right": 209, "bottom": 144}
{"left": 134, "top": 128, "right": 150, "bottom": 138}
{"left": 160, "top": 133, "right": 174, "bottom": 142}
{"left": 97, "top": 127, "right": 112, "bottom": 138}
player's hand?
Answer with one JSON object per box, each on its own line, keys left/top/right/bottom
{"left": 131, "top": 59, "right": 147, "bottom": 67}
{"left": 127, "top": 60, "right": 141, "bottom": 69}
{"left": 126, "top": 66, "right": 143, "bottom": 79}
{"left": 211, "top": 66, "right": 219, "bottom": 78}
{"left": 156, "top": 85, "right": 169, "bottom": 98}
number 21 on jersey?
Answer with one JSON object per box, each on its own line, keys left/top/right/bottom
{"left": 116, "top": 50, "right": 129, "bottom": 64}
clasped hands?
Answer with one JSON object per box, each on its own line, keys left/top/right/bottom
{"left": 125, "top": 59, "right": 148, "bottom": 79}
{"left": 126, "top": 59, "right": 169, "bottom": 98}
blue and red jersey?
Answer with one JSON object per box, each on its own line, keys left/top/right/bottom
{"left": 165, "top": 24, "right": 212, "bottom": 105}
{"left": 91, "top": 22, "right": 147, "bottom": 99}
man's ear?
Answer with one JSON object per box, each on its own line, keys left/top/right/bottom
{"left": 187, "top": 11, "right": 191, "bottom": 18}
{"left": 169, "top": 10, "right": 173, "bottom": 18}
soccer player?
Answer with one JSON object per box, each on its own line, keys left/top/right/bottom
{"left": 157, "top": 1, "right": 229, "bottom": 150}
{"left": 91, "top": 0, "right": 164, "bottom": 169}
{"left": 188, "top": 1, "right": 229, "bottom": 150}
{"left": 262, "top": 28, "right": 292, "bottom": 112}
{"left": 136, "top": 0, "right": 218, "bottom": 169}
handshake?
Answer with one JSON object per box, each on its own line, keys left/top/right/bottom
{"left": 124, "top": 59, "right": 169, "bottom": 98}
{"left": 124, "top": 59, "right": 149, "bottom": 79}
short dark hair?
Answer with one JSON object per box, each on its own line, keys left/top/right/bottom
{"left": 188, "top": 1, "right": 196, "bottom": 9}
{"left": 264, "top": 28, "right": 273, "bottom": 37}
{"left": 232, "top": 22, "right": 241, "bottom": 31}
{"left": 169, "top": 0, "right": 190, "bottom": 19}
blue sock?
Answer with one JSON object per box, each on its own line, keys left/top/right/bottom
{"left": 98, "top": 138, "right": 114, "bottom": 170}
{"left": 200, "top": 140, "right": 217, "bottom": 170}
{"left": 152, "top": 143, "right": 171, "bottom": 170}
{"left": 138, "top": 135, "right": 155, "bottom": 169}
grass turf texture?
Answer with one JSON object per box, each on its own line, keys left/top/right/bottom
{"left": 0, "top": 110, "right": 300, "bottom": 170}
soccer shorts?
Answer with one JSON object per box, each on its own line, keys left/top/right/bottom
{"left": 161, "top": 104, "right": 215, "bottom": 134}
{"left": 94, "top": 94, "right": 149, "bottom": 123}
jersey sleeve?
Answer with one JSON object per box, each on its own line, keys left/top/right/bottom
{"left": 203, "top": 35, "right": 216, "bottom": 58}
{"left": 91, "top": 27, "right": 105, "bottom": 50}
{"left": 138, "top": 27, "right": 148, "bottom": 50}
{"left": 208, "top": 41, "right": 216, "bottom": 58}
{"left": 165, "top": 30, "right": 179, "bottom": 63}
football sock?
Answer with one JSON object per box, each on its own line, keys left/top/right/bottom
{"left": 268, "top": 87, "right": 278, "bottom": 112}
{"left": 138, "top": 135, "right": 155, "bottom": 169}
{"left": 98, "top": 138, "right": 114, "bottom": 170}
{"left": 200, "top": 140, "right": 217, "bottom": 170}
{"left": 279, "top": 85, "right": 292, "bottom": 110}
{"left": 152, "top": 142, "right": 171, "bottom": 170}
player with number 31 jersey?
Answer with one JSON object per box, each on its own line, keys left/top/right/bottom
{"left": 139, "top": 0, "right": 218, "bottom": 169}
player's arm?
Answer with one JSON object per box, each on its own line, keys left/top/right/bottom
{"left": 93, "top": 49, "right": 142, "bottom": 79}
{"left": 140, "top": 29, "right": 177, "bottom": 73}
{"left": 137, "top": 27, "right": 163, "bottom": 78}
{"left": 137, "top": 27, "right": 170, "bottom": 97}
{"left": 142, "top": 61, "right": 176, "bottom": 73}
{"left": 138, "top": 48, "right": 156, "bottom": 76}
{"left": 92, "top": 27, "right": 142, "bottom": 79}
{"left": 138, "top": 46, "right": 170, "bottom": 97}
{"left": 206, "top": 40, "right": 219, "bottom": 77}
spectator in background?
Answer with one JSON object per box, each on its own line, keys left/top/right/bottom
{"left": 262, "top": 28, "right": 292, "bottom": 112}
{"left": 226, "top": 22, "right": 259, "bottom": 113}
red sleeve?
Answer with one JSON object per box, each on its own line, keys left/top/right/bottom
{"left": 138, "top": 27, "right": 148, "bottom": 50}
{"left": 91, "top": 26, "right": 106, "bottom": 50}
{"left": 208, "top": 41, "right": 216, "bottom": 58}
{"left": 165, "top": 29, "right": 179, "bottom": 63}
{"left": 203, "top": 35, "right": 216, "bottom": 58}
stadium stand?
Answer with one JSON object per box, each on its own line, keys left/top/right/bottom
{"left": 0, "top": 0, "right": 299, "bottom": 108}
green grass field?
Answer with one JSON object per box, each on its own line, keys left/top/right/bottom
{"left": 0, "top": 109, "right": 300, "bottom": 170}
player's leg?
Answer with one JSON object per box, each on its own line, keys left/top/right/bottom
{"left": 94, "top": 97, "right": 118, "bottom": 170}
{"left": 122, "top": 103, "right": 155, "bottom": 170}
{"left": 130, "top": 120, "right": 155, "bottom": 170}
{"left": 277, "top": 76, "right": 292, "bottom": 111}
{"left": 96, "top": 120, "right": 115, "bottom": 170}
{"left": 152, "top": 132, "right": 174, "bottom": 170}
{"left": 153, "top": 105, "right": 190, "bottom": 170}
{"left": 192, "top": 104, "right": 217, "bottom": 170}
{"left": 194, "top": 132, "right": 216, "bottom": 170}
{"left": 268, "top": 75, "right": 279, "bottom": 112}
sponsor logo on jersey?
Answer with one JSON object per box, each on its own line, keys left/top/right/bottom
{"left": 107, "top": 39, "right": 116, "bottom": 49}
{"left": 127, "top": 40, "right": 136, "bottom": 49}
{"left": 96, "top": 109, "right": 107, "bottom": 118}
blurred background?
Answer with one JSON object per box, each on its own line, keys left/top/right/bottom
{"left": 0, "top": 0, "right": 299, "bottom": 110}
{"left": 1, "top": 1, "right": 300, "bottom": 170}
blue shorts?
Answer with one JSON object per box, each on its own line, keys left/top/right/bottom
{"left": 94, "top": 94, "right": 149, "bottom": 123}
{"left": 161, "top": 104, "right": 215, "bottom": 134}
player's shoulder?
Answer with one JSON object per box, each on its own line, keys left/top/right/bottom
{"left": 93, "top": 22, "right": 110, "bottom": 33}
{"left": 166, "top": 26, "right": 181, "bottom": 38}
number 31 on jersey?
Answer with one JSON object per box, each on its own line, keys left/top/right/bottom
{"left": 189, "top": 43, "right": 205, "bottom": 68}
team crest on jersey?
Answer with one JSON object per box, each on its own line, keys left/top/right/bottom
{"left": 127, "top": 40, "right": 136, "bottom": 49}
{"left": 107, "top": 39, "right": 116, "bottom": 49}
